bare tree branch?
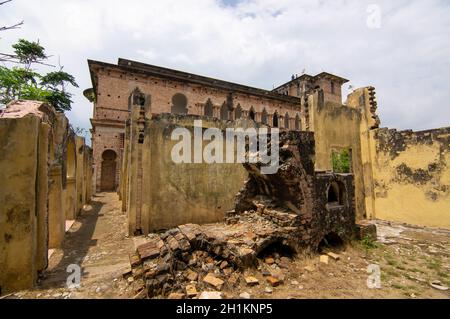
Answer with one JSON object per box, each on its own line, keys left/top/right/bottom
{"left": 0, "top": 0, "right": 13, "bottom": 6}
{"left": 0, "top": 20, "right": 23, "bottom": 32}
{"left": 0, "top": 53, "right": 56, "bottom": 67}
{"left": 0, "top": 0, "right": 23, "bottom": 32}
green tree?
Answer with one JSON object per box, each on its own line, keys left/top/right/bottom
{"left": 0, "top": 39, "right": 78, "bottom": 112}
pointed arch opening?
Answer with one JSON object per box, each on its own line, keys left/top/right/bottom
{"left": 220, "top": 102, "right": 229, "bottom": 121}
{"left": 295, "top": 114, "right": 301, "bottom": 130}
{"left": 204, "top": 99, "right": 214, "bottom": 117}
{"left": 249, "top": 107, "right": 256, "bottom": 121}
{"left": 284, "top": 112, "right": 290, "bottom": 129}
{"left": 273, "top": 112, "right": 279, "bottom": 128}
{"left": 235, "top": 104, "right": 242, "bottom": 120}
{"left": 261, "top": 108, "right": 268, "bottom": 125}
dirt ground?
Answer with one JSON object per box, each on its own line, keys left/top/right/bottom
{"left": 3, "top": 192, "right": 449, "bottom": 299}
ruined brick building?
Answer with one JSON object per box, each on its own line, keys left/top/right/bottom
{"left": 0, "top": 57, "right": 448, "bottom": 296}
{"left": 86, "top": 58, "right": 449, "bottom": 233}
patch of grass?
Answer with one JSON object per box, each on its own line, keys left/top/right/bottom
{"left": 383, "top": 267, "right": 400, "bottom": 278}
{"left": 410, "top": 268, "right": 426, "bottom": 274}
{"left": 426, "top": 258, "right": 442, "bottom": 271}
{"left": 396, "top": 265, "right": 407, "bottom": 271}
{"left": 360, "top": 235, "right": 379, "bottom": 251}
{"left": 391, "top": 283, "right": 406, "bottom": 290}
{"left": 385, "top": 257, "right": 398, "bottom": 267}
{"left": 437, "top": 271, "right": 448, "bottom": 278}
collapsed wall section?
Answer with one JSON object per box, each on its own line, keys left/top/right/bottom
{"left": 233, "top": 130, "right": 356, "bottom": 249}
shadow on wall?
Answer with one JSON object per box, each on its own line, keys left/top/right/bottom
{"left": 35, "top": 197, "right": 103, "bottom": 290}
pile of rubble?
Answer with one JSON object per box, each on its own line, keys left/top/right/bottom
{"left": 125, "top": 210, "right": 301, "bottom": 299}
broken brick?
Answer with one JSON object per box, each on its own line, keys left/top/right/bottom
{"left": 203, "top": 273, "right": 224, "bottom": 290}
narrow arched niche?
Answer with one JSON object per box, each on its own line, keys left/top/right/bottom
{"left": 326, "top": 181, "right": 346, "bottom": 209}
{"left": 235, "top": 104, "right": 242, "bottom": 119}
{"left": 261, "top": 108, "right": 268, "bottom": 125}
{"left": 272, "top": 112, "right": 279, "bottom": 128}
{"left": 284, "top": 113, "right": 290, "bottom": 129}
{"left": 295, "top": 114, "right": 301, "bottom": 130}
{"left": 204, "top": 99, "right": 213, "bottom": 117}
{"left": 220, "top": 102, "right": 228, "bottom": 120}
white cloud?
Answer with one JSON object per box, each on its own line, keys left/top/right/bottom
{"left": 1, "top": 0, "right": 449, "bottom": 141}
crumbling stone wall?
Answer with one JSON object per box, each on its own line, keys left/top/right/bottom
{"left": 233, "top": 130, "right": 356, "bottom": 250}
{"left": 370, "top": 127, "right": 450, "bottom": 229}
{"left": 123, "top": 110, "right": 249, "bottom": 235}
{"left": 0, "top": 100, "right": 94, "bottom": 295}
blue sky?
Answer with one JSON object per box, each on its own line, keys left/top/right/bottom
{"left": 1, "top": 0, "right": 449, "bottom": 143}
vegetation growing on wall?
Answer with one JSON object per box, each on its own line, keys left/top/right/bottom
{"left": 332, "top": 149, "right": 351, "bottom": 173}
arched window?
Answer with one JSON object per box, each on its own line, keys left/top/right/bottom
{"left": 235, "top": 104, "right": 242, "bottom": 120}
{"left": 249, "top": 107, "right": 256, "bottom": 121}
{"left": 128, "top": 87, "right": 146, "bottom": 111}
{"left": 273, "top": 112, "right": 279, "bottom": 128}
{"left": 220, "top": 102, "right": 228, "bottom": 120}
{"left": 171, "top": 93, "right": 188, "bottom": 114}
{"left": 204, "top": 99, "right": 213, "bottom": 117}
{"left": 284, "top": 113, "right": 290, "bottom": 129}
{"left": 261, "top": 108, "right": 268, "bottom": 125}
{"left": 295, "top": 114, "right": 301, "bottom": 130}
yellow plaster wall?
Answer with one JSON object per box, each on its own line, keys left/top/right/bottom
{"left": 309, "top": 93, "right": 367, "bottom": 219}
{"left": 126, "top": 113, "right": 249, "bottom": 234}
{"left": 0, "top": 116, "right": 40, "bottom": 293}
{"left": 371, "top": 128, "right": 450, "bottom": 229}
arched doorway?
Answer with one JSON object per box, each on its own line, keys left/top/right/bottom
{"left": 101, "top": 150, "right": 117, "bottom": 192}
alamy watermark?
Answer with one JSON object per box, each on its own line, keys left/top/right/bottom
{"left": 366, "top": 4, "right": 382, "bottom": 29}
{"left": 170, "top": 120, "right": 280, "bottom": 175}
{"left": 367, "top": 264, "right": 381, "bottom": 289}
{"left": 66, "top": 264, "right": 81, "bottom": 289}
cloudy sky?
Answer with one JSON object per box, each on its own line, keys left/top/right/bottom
{"left": 1, "top": 0, "right": 449, "bottom": 142}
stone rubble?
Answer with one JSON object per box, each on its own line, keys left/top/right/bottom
{"left": 125, "top": 204, "right": 310, "bottom": 298}
{"left": 123, "top": 131, "right": 361, "bottom": 299}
